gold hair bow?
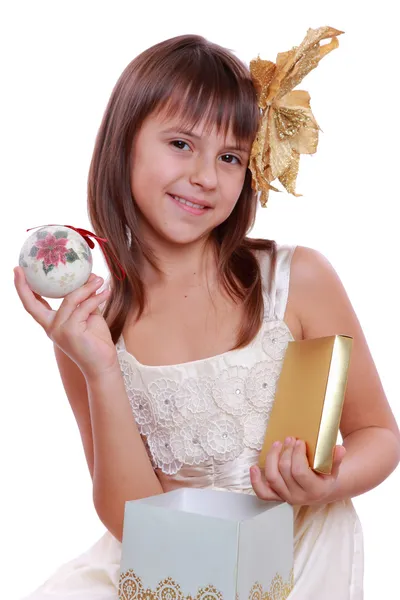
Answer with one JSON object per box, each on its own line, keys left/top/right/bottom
{"left": 249, "top": 26, "right": 344, "bottom": 207}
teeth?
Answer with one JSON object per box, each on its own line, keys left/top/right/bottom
{"left": 173, "top": 195, "right": 205, "bottom": 210}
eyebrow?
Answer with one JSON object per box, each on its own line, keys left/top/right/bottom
{"left": 161, "top": 127, "right": 250, "bottom": 153}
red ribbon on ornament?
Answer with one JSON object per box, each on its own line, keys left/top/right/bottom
{"left": 27, "top": 224, "right": 126, "bottom": 281}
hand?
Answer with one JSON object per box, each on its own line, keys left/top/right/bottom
{"left": 14, "top": 267, "right": 118, "bottom": 381}
{"left": 250, "top": 437, "right": 346, "bottom": 506}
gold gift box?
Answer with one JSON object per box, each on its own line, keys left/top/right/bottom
{"left": 259, "top": 335, "right": 353, "bottom": 474}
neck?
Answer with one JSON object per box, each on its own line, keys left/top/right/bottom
{"left": 142, "top": 235, "right": 217, "bottom": 287}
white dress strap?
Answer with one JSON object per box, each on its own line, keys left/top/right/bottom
{"left": 261, "top": 244, "right": 296, "bottom": 321}
{"left": 116, "top": 334, "right": 126, "bottom": 353}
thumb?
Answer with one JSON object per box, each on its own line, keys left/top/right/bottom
{"left": 330, "top": 445, "right": 346, "bottom": 478}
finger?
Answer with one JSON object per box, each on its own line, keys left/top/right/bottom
{"left": 277, "top": 437, "right": 305, "bottom": 496}
{"left": 88, "top": 277, "right": 109, "bottom": 315}
{"left": 34, "top": 274, "right": 99, "bottom": 313}
{"left": 277, "top": 438, "right": 295, "bottom": 480}
{"left": 14, "top": 267, "right": 53, "bottom": 329}
{"left": 53, "top": 275, "right": 104, "bottom": 327}
{"left": 330, "top": 445, "right": 346, "bottom": 479}
{"left": 250, "top": 466, "right": 282, "bottom": 502}
{"left": 32, "top": 291, "right": 52, "bottom": 311}
{"left": 70, "top": 289, "right": 111, "bottom": 325}
{"left": 290, "top": 439, "right": 316, "bottom": 490}
{"left": 264, "top": 441, "right": 291, "bottom": 500}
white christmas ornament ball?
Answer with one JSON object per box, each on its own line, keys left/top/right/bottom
{"left": 19, "top": 225, "right": 93, "bottom": 298}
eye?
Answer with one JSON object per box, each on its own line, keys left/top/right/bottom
{"left": 219, "top": 154, "right": 241, "bottom": 165}
{"left": 171, "top": 140, "right": 191, "bottom": 151}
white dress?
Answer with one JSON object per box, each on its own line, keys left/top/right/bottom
{"left": 23, "top": 245, "right": 364, "bottom": 600}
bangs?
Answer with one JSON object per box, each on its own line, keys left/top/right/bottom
{"left": 148, "top": 42, "right": 260, "bottom": 146}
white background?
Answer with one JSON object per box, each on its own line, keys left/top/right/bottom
{"left": 1, "top": 1, "right": 399, "bottom": 598}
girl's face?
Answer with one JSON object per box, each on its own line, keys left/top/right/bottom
{"left": 130, "top": 110, "right": 251, "bottom": 248}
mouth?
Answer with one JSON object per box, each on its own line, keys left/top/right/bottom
{"left": 168, "top": 194, "right": 211, "bottom": 215}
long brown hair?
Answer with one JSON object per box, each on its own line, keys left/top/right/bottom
{"left": 88, "top": 35, "right": 276, "bottom": 348}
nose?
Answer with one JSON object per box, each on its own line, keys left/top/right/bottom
{"left": 189, "top": 155, "right": 218, "bottom": 191}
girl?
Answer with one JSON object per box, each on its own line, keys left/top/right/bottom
{"left": 14, "top": 31, "right": 400, "bottom": 600}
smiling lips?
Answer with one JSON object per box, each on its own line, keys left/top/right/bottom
{"left": 168, "top": 193, "right": 211, "bottom": 216}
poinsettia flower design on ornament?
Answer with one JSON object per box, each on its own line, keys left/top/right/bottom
{"left": 26, "top": 229, "right": 90, "bottom": 275}
{"left": 35, "top": 233, "right": 69, "bottom": 267}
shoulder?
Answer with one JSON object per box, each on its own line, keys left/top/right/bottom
{"left": 290, "top": 245, "right": 340, "bottom": 289}
{"left": 288, "top": 245, "right": 357, "bottom": 339}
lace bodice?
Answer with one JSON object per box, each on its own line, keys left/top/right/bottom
{"left": 116, "top": 246, "right": 295, "bottom": 490}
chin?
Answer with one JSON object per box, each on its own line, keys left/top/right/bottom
{"left": 160, "top": 229, "right": 212, "bottom": 247}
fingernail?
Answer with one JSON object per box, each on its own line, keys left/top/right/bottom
{"left": 273, "top": 441, "right": 282, "bottom": 448}
{"left": 284, "top": 437, "right": 292, "bottom": 445}
{"left": 295, "top": 439, "right": 302, "bottom": 447}
{"left": 95, "top": 277, "right": 103, "bottom": 283}
{"left": 250, "top": 466, "right": 258, "bottom": 477}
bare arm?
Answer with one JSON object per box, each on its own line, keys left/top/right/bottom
{"left": 55, "top": 346, "right": 163, "bottom": 542}
{"left": 251, "top": 246, "right": 400, "bottom": 505}
{"left": 290, "top": 246, "right": 400, "bottom": 500}
{"left": 87, "top": 367, "right": 163, "bottom": 540}
{"left": 55, "top": 345, "right": 95, "bottom": 478}
{"left": 13, "top": 267, "right": 164, "bottom": 544}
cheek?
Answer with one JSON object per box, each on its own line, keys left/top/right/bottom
{"left": 132, "top": 148, "right": 182, "bottom": 195}
{"left": 219, "top": 170, "right": 247, "bottom": 210}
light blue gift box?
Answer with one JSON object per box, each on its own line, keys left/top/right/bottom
{"left": 119, "top": 488, "right": 293, "bottom": 600}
